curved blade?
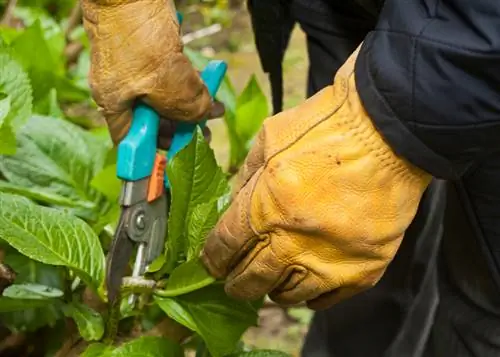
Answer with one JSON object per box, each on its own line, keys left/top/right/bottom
{"left": 106, "top": 208, "right": 134, "bottom": 304}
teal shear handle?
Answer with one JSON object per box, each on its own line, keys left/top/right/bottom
{"left": 116, "top": 60, "right": 227, "bottom": 184}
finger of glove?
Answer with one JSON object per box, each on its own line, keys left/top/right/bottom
{"left": 142, "top": 52, "right": 212, "bottom": 123}
{"left": 104, "top": 109, "right": 132, "bottom": 146}
{"left": 305, "top": 266, "right": 387, "bottom": 311}
{"left": 306, "top": 286, "right": 363, "bottom": 311}
{"left": 223, "top": 240, "right": 300, "bottom": 301}
{"left": 267, "top": 271, "right": 330, "bottom": 307}
{"left": 201, "top": 172, "right": 260, "bottom": 279}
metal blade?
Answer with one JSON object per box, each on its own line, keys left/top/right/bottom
{"left": 105, "top": 207, "right": 134, "bottom": 304}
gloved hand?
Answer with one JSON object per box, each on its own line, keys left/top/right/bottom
{"left": 81, "top": 0, "right": 217, "bottom": 145}
{"left": 200, "top": 46, "right": 432, "bottom": 310}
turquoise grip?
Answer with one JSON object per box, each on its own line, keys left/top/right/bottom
{"left": 116, "top": 61, "right": 227, "bottom": 182}
{"left": 167, "top": 60, "right": 227, "bottom": 161}
{"left": 116, "top": 103, "right": 160, "bottom": 181}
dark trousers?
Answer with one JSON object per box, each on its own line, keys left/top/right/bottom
{"left": 288, "top": 1, "right": 500, "bottom": 356}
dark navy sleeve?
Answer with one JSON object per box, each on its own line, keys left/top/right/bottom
{"left": 355, "top": 0, "right": 500, "bottom": 180}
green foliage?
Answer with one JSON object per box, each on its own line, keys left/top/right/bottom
{"left": 184, "top": 47, "right": 269, "bottom": 172}
{"left": 165, "top": 128, "right": 229, "bottom": 272}
{"left": 62, "top": 302, "right": 105, "bottom": 341}
{"left": 0, "top": 48, "right": 33, "bottom": 154}
{"left": 157, "top": 284, "right": 262, "bottom": 357}
{"left": 0, "top": 193, "right": 105, "bottom": 290}
{"left": 0, "top": 1, "right": 278, "bottom": 356}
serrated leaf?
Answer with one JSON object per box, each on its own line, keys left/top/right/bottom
{"left": 157, "top": 259, "right": 214, "bottom": 297}
{"left": 102, "top": 336, "right": 183, "bottom": 357}
{"left": 156, "top": 284, "right": 261, "bottom": 357}
{"left": 0, "top": 92, "right": 10, "bottom": 123}
{"left": 0, "top": 115, "right": 112, "bottom": 223}
{"left": 81, "top": 343, "right": 115, "bottom": 357}
{"left": 0, "top": 93, "right": 17, "bottom": 155}
{"left": 0, "top": 123, "right": 16, "bottom": 155}
{"left": 0, "top": 47, "right": 32, "bottom": 155}
{"left": 0, "top": 48, "right": 32, "bottom": 127}
{"left": 0, "top": 296, "right": 55, "bottom": 312}
{"left": 235, "top": 75, "right": 268, "bottom": 144}
{"left": 186, "top": 200, "right": 219, "bottom": 261}
{"left": 3, "top": 283, "right": 64, "bottom": 299}
{"left": 62, "top": 302, "right": 104, "bottom": 341}
{"left": 0, "top": 192, "right": 105, "bottom": 290}
{"left": 166, "top": 128, "right": 229, "bottom": 271}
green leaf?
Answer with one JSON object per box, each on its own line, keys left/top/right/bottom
{"left": 33, "top": 88, "right": 64, "bottom": 117}
{"left": 102, "top": 336, "right": 183, "bottom": 357}
{"left": 10, "top": 18, "right": 88, "bottom": 104}
{"left": 6, "top": 250, "right": 67, "bottom": 289}
{"left": 11, "top": 19, "right": 61, "bottom": 102}
{"left": 0, "top": 47, "right": 33, "bottom": 152}
{"left": 0, "top": 92, "right": 10, "bottom": 122}
{"left": 0, "top": 124, "right": 16, "bottom": 155}
{"left": 0, "top": 115, "right": 112, "bottom": 222}
{"left": 0, "top": 27, "right": 23, "bottom": 44}
{"left": 156, "top": 284, "right": 260, "bottom": 357}
{"left": 0, "top": 93, "right": 15, "bottom": 155}
{"left": 235, "top": 75, "right": 269, "bottom": 144}
{"left": 70, "top": 48, "right": 91, "bottom": 89}
{"left": 0, "top": 297, "right": 56, "bottom": 312}
{"left": 13, "top": 6, "right": 66, "bottom": 64}
{"left": 81, "top": 343, "right": 115, "bottom": 357}
{"left": 90, "top": 164, "right": 122, "bottom": 202}
{"left": 228, "top": 350, "right": 292, "bottom": 357}
{"left": 1, "top": 248, "right": 66, "bottom": 331}
{"left": 186, "top": 200, "right": 219, "bottom": 261}
{"left": 0, "top": 192, "right": 105, "bottom": 290}
{"left": 156, "top": 259, "right": 215, "bottom": 297}
{"left": 3, "top": 283, "right": 64, "bottom": 299}
{"left": 166, "top": 128, "right": 229, "bottom": 271}
{"left": 62, "top": 302, "right": 105, "bottom": 342}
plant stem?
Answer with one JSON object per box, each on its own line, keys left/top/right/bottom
{"left": 103, "top": 299, "right": 121, "bottom": 344}
{"left": 64, "top": 2, "right": 82, "bottom": 39}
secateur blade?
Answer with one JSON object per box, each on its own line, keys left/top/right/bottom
{"left": 105, "top": 207, "right": 134, "bottom": 304}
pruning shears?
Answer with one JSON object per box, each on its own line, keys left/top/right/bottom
{"left": 105, "top": 14, "right": 227, "bottom": 306}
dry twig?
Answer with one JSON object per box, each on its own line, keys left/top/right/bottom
{"left": 0, "top": 0, "right": 18, "bottom": 26}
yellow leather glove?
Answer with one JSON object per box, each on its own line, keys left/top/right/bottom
{"left": 81, "top": 0, "right": 212, "bottom": 145}
{"left": 200, "top": 47, "right": 432, "bottom": 310}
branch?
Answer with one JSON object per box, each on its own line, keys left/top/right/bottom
{"left": 182, "top": 24, "right": 222, "bottom": 45}
{"left": 65, "top": 2, "right": 82, "bottom": 39}
{"left": 0, "top": 333, "right": 25, "bottom": 354}
{"left": 0, "top": 0, "right": 18, "bottom": 26}
{"left": 65, "top": 42, "right": 84, "bottom": 65}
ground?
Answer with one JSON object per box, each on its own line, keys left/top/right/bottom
{"left": 184, "top": 8, "right": 314, "bottom": 356}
